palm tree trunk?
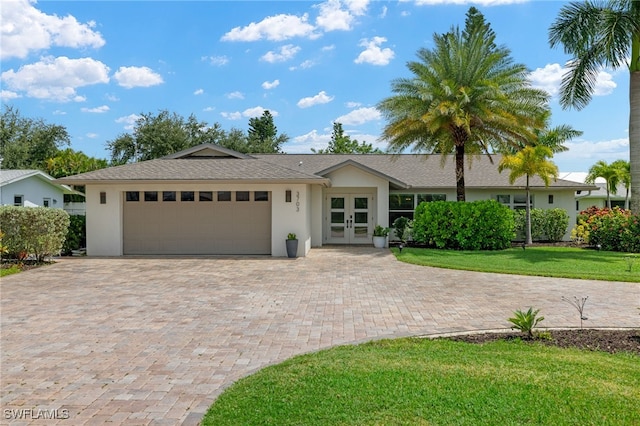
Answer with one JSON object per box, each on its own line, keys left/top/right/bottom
{"left": 630, "top": 69, "right": 640, "bottom": 213}
{"left": 525, "top": 174, "right": 532, "bottom": 245}
{"left": 455, "top": 144, "right": 465, "bottom": 202}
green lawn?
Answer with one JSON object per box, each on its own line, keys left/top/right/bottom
{"left": 393, "top": 247, "right": 640, "bottom": 282}
{"left": 0, "top": 264, "right": 21, "bottom": 277}
{"left": 203, "top": 338, "right": 640, "bottom": 425}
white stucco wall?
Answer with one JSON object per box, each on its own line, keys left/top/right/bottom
{"left": 1, "top": 177, "right": 65, "bottom": 208}
{"left": 85, "top": 183, "right": 315, "bottom": 257}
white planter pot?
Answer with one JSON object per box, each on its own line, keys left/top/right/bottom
{"left": 373, "top": 236, "right": 386, "bottom": 248}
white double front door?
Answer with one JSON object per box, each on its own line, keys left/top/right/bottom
{"left": 325, "top": 194, "right": 372, "bottom": 244}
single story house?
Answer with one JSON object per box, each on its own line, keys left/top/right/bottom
{"left": 0, "top": 169, "right": 84, "bottom": 214}
{"left": 559, "top": 172, "right": 630, "bottom": 211}
{"left": 57, "top": 144, "right": 595, "bottom": 257}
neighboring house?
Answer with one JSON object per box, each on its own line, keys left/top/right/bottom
{"left": 0, "top": 169, "right": 85, "bottom": 215}
{"left": 57, "top": 144, "right": 595, "bottom": 257}
{"left": 559, "top": 172, "right": 630, "bottom": 211}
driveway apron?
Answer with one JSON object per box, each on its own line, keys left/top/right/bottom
{"left": 1, "top": 247, "right": 639, "bottom": 425}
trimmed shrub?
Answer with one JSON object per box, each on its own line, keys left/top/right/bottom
{"left": 62, "top": 215, "right": 86, "bottom": 255}
{"left": 513, "top": 208, "right": 569, "bottom": 242}
{"left": 413, "top": 200, "right": 514, "bottom": 250}
{"left": 0, "top": 206, "right": 70, "bottom": 261}
{"left": 575, "top": 207, "right": 640, "bottom": 253}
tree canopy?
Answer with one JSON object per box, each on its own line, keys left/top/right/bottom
{"left": 312, "top": 123, "right": 382, "bottom": 154}
{"left": 246, "top": 110, "right": 288, "bottom": 153}
{"left": 378, "top": 7, "right": 548, "bottom": 201}
{"left": 0, "top": 105, "right": 70, "bottom": 169}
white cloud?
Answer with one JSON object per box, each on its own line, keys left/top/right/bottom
{"left": 115, "top": 114, "right": 141, "bottom": 130}
{"left": 52, "top": 110, "right": 66, "bottom": 115}
{"left": 379, "top": 5, "right": 388, "bottom": 18}
{"left": 297, "top": 91, "right": 334, "bottom": 108}
{"left": 286, "top": 129, "right": 332, "bottom": 153}
{"left": 346, "top": 101, "right": 361, "bottom": 108}
{"left": 105, "top": 93, "right": 119, "bottom": 102}
{"left": 86, "top": 133, "right": 99, "bottom": 139}
{"left": 0, "top": 90, "right": 20, "bottom": 101}
{"left": 222, "top": 13, "right": 318, "bottom": 42}
{"left": 414, "top": 0, "right": 527, "bottom": 5}
{"left": 1, "top": 56, "right": 109, "bottom": 102}
{"left": 529, "top": 63, "right": 617, "bottom": 98}
{"left": 555, "top": 138, "right": 629, "bottom": 170}
{"left": 335, "top": 106, "right": 381, "bottom": 125}
{"left": 201, "top": 55, "right": 229, "bottom": 66}
{"left": 354, "top": 36, "right": 394, "bottom": 66}
{"left": 203, "top": 106, "right": 215, "bottom": 112}
{"left": 316, "top": 0, "right": 356, "bottom": 32}
{"left": 113, "top": 66, "right": 163, "bottom": 89}
{"left": 262, "top": 79, "right": 280, "bottom": 90}
{"left": 81, "top": 105, "right": 109, "bottom": 113}
{"left": 345, "top": 0, "right": 370, "bottom": 16}
{"left": 226, "top": 91, "right": 244, "bottom": 99}
{"left": 0, "top": 0, "right": 105, "bottom": 59}
{"left": 221, "top": 111, "right": 243, "bottom": 120}
{"left": 322, "top": 44, "right": 336, "bottom": 52}
{"left": 194, "top": 88, "right": 204, "bottom": 95}
{"left": 261, "top": 44, "right": 301, "bottom": 63}
{"left": 243, "top": 106, "right": 278, "bottom": 118}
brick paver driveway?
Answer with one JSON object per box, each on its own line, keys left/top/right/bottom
{"left": 1, "top": 247, "right": 639, "bottom": 425}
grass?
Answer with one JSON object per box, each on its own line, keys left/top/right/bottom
{"left": 203, "top": 338, "right": 640, "bottom": 425}
{"left": 0, "top": 264, "right": 21, "bottom": 277}
{"left": 393, "top": 246, "right": 640, "bottom": 282}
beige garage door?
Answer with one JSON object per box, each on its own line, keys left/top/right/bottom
{"left": 123, "top": 190, "right": 271, "bottom": 255}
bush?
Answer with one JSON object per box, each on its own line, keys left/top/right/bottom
{"left": 0, "top": 206, "right": 70, "bottom": 262}
{"left": 413, "top": 200, "right": 514, "bottom": 250}
{"left": 62, "top": 215, "right": 86, "bottom": 255}
{"left": 574, "top": 207, "right": 640, "bottom": 253}
{"left": 513, "top": 208, "right": 569, "bottom": 242}
{"left": 391, "top": 216, "right": 411, "bottom": 242}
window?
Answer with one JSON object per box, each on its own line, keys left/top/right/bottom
{"left": 126, "top": 191, "right": 139, "bottom": 202}
{"left": 255, "top": 191, "right": 269, "bottom": 201}
{"left": 496, "top": 195, "right": 510, "bottom": 204}
{"left": 144, "top": 191, "right": 158, "bottom": 202}
{"left": 43, "top": 198, "right": 50, "bottom": 207}
{"left": 199, "top": 191, "right": 213, "bottom": 202}
{"left": 389, "top": 194, "right": 415, "bottom": 223}
{"left": 181, "top": 191, "right": 195, "bottom": 202}
{"left": 548, "top": 194, "right": 554, "bottom": 204}
{"left": 163, "top": 191, "right": 176, "bottom": 202}
{"left": 100, "top": 192, "right": 107, "bottom": 204}
{"left": 496, "top": 194, "right": 532, "bottom": 210}
{"left": 236, "top": 191, "right": 250, "bottom": 202}
{"left": 217, "top": 191, "right": 231, "bottom": 201}
{"left": 417, "top": 194, "right": 446, "bottom": 204}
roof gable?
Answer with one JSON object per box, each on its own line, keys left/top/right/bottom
{"left": 0, "top": 169, "right": 80, "bottom": 194}
{"left": 316, "top": 159, "right": 409, "bottom": 189}
{"left": 162, "top": 143, "right": 251, "bottom": 159}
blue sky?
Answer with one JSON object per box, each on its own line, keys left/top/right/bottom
{"left": 1, "top": 0, "right": 631, "bottom": 172}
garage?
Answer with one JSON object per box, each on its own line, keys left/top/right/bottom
{"left": 123, "top": 190, "right": 271, "bottom": 255}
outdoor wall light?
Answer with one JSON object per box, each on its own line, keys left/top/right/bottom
{"left": 285, "top": 190, "right": 292, "bottom": 202}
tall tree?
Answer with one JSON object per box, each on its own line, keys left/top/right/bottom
{"left": 0, "top": 105, "right": 70, "bottom": 169}
{"left": 378, "top": 7, "right": 548, "bottom": 201}
{"left": 612, "top": 159, "right": 631, "bottom": 209}
{"left": 44, "top": 148, "right": 109, "bottom": 178}
{"left": 585, "top": 160, "right": 622, "bottom": 208}
{"left": 106, "top": 110, "right": 226, "bottom": 164}
{"left": 312, "top": 122, "right": 382, "bottom": 154}
{"left": 498, "top": 145, "right": 559, "bottom": 244}
{"left": 549, "top": 0, "right": 640, "bottom": 212}
{"left": 246, "top": 110, "right": 288, "bottom": 153}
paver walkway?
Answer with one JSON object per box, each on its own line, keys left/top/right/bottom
{"left": 1, "top": 247, "right": 638, "bottom": 425}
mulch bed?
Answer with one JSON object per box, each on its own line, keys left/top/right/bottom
{"left": 448, "top": 329, "right": 640, "bottom": 355}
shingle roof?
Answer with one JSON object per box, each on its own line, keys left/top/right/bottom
{"left": 255, "top": 154, "right": 595, "bottom": 190}
{"left": 56, "top": 158, "right": 330, "bottom": 185}
{"left": 1, "top": 169, "right": 81, "bottom": 194}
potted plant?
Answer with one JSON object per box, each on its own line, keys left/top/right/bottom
{"left": 372, "top": 225, "right": 389, "bottom": 248}
{"left": 285, "top": 233, "right": 298, "bottom": 258}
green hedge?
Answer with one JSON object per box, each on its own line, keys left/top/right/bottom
{"left": 62, "top": 215, "right": 86, "bottom": 255}
{"left": 0, "top": 206, "right": 70, "bottom": 261}
{"left": 513, "top": 208, "right": 569, "bottom": 242}
{"left": 413, "top": 200, "right": 514, "bottom": 250}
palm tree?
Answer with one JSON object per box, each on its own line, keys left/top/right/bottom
{"left": 378, "top": 7, "right": 548, "bottom": 201}
{"left": 585, "top": 160, "right": 621, "bottom": 208}
{"left": 549, "top": 0, "right": 640, "bottom": 213}
{"left": 498, "top": 146, "right": 559, "bottom": 244}
{"left": 612, "top": 159, "right": 631, "bottom": 209}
